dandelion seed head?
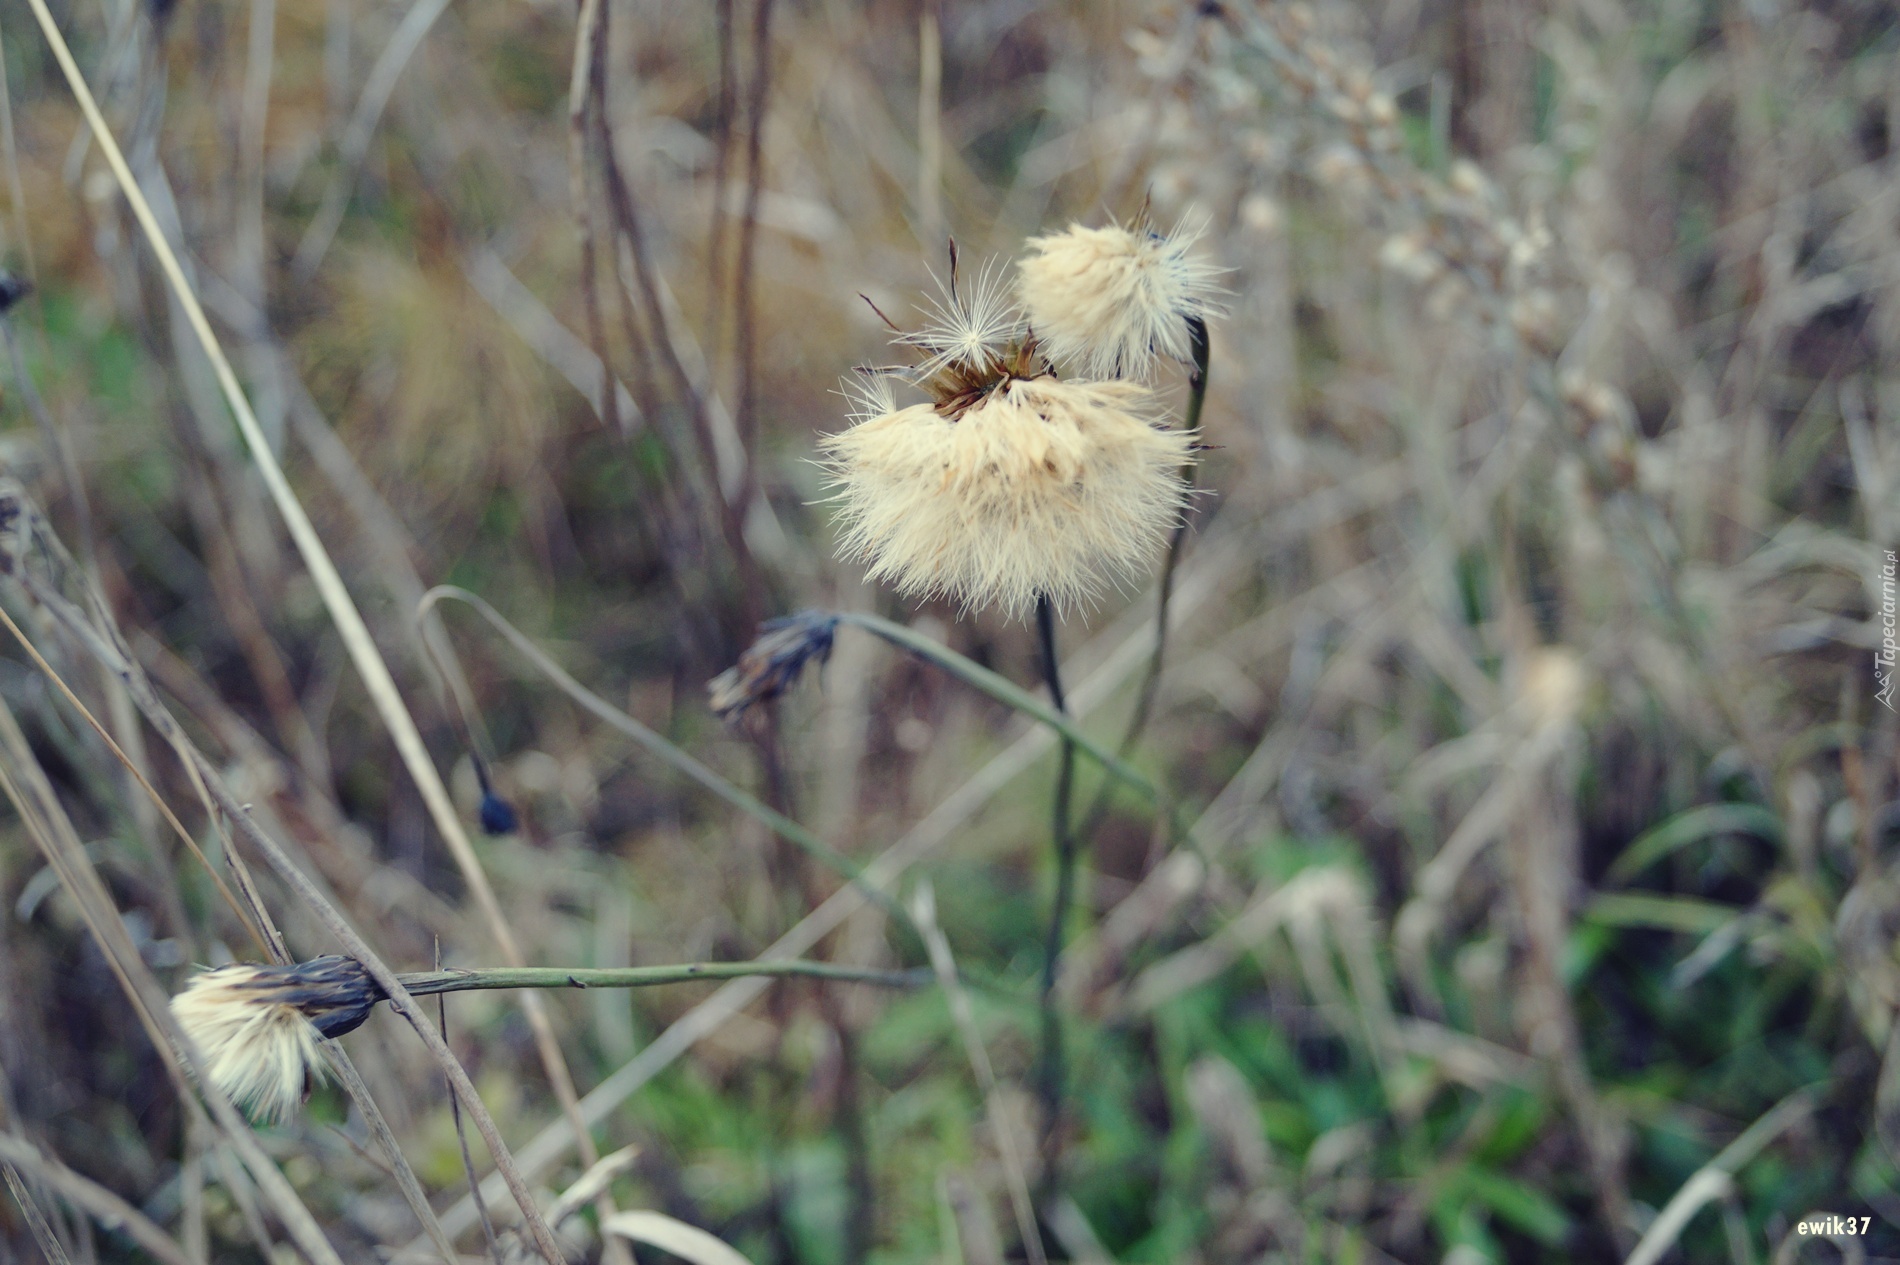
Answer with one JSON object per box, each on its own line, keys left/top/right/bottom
{"left": 170, "top": 956, "right": 380, "bottom": 1124}
{"left": 1017, "top": 217, "right": 1225, "bottom": 380}
{"left": 821, "top": 376, "right": 1195, "bottom": 618}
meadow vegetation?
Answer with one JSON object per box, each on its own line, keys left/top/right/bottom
{"left": 0, "top": 0, "right": 1896, "bottom": 1261}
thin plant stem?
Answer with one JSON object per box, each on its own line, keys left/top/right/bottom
{"left": 1076, "top": 314, "right": 1211, "bottom": 842}
{"left": 568, "top": 0, "right": 617, "bottom": 436}
{"left": 437, "top": 941, "right": 505, "bottom": 1265}
{"left": 290, "top": 0, "right": 452, "bottom": 279}
{"left": 0, "top": 1135, "right": 191, "bottom": 1265}
{"left": 395, "top": 961, "right": 928, "bottom": 995}
{"left": 1033, "top": 594, "right": 1075, "bottom": 1211}
{"left": 1122, "top": 315, "right": 1210, "bottom": 752}
{"left": 0, "top": 603, "right": 264, "bottom": 953}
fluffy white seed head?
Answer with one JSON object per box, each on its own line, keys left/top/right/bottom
{"left": 172, "top": 965, "right": 326, "bottom": 1124}
{"left": 1017, "top": 218, "right": 1224, "bottom": 381}
{"left": 821, "top": 376, "right": 1194, "bottom": 618}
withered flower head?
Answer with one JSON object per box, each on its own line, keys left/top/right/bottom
{"left": 1017, "top": 216, "right": 1224, "bottom": 381}
{"left": 821, "top": 376, "right": 1193, "bottom": 618}
{"left": 709, "top": 611, "right": 840, "bottom": 721}
{"left": 170, "top": 956, "right": 382, "bottom": 1124}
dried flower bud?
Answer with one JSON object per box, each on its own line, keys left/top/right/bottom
{"left": 478, "top": 792, "right": 520, "bottom": 836}
{"left": 0, "top": 272, "right": 32, "bottom": 315}
{"left": 822, "top": 376, "right": 1194, "bottom": 617}
{"left": 708, "top": 611, "right": 840, "bottom": 721}
{"left": 171, "top": 956, "right": 382, "bottom": 1123}
{"left": 1016, "top": 219, "right": 1224, "bottom": 381}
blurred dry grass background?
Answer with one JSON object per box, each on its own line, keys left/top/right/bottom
{"left": 0, "top": 0, "right": 1896, "bottom": 1260}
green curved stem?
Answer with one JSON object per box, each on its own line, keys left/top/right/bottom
{"left": 397, "top": 961, "right": 928, "bottom": 995}
{"left": 833, "top": 610, "right": 1155, "bottom": 801}
{"left": 1124, "top": 315, "right": 1209, "bottom": 749}
{"left": 418, "top": 586, "right": 917, "bottom": 935}
{"left": 1033, "top": 594, "right": 1076, "bottom": 1208}
{"left": 1076, "top": 314, "right": 1210, "bottom": 838}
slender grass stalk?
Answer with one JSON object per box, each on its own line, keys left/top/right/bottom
{"left": 0, "top": 585, "right": 458, "bottom": 1262}
{"left": 1033, "top": 593, "right": 1076, "bottom": 1210}
{"left": 912, "top": 883, "right": 1047, "bottom": 1265}
{"left": 0, "top": 603, "right": 265, "bottom": 953}
{"left": 396, "top": 961, "right": 927, "bottom": 995}
{"left": 18, "top": 4, "right": 598, "bottom": 1232}
{"left": 6, "top": 566, "right": 563, "bottom": 1265}
{"left": 0, "top": 1136, "right": 191, "bottom": 1265}
{"left": 436, "top": 941, "right": 504, "bottom": 1265}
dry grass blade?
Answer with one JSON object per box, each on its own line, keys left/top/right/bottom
{"left": 1, "top": 1162, "right": 74, "bottom": 1265}
{"left": 0, "top": 1135, "right": 193, "bottom": 1265}
{"left": 0, "top": 591, "right": 458, "bottom": 1262}
{"left": 604, "top": 1211, "right": 753, "bottom": 1265}
{"left": 912, "top": 882, "right": 1047, "bottom": 1265}
{"left": 18, "top": 0, "right": 603, "bottom": 1225}
{"left": 3, "top": 565, "right": 564, "bottom": 1264}
{"left": 1624, "top": 1087, "right": 1821, "bottom": 1265}
{"left": 291, "top": 0, "right": 453, "bottom": 279}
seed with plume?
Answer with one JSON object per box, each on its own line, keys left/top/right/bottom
{"left": 899, "top": 255, "right": 1023, "bottom": 381}
{"left": 170, "top": 956, "right": 381, "bottom": 1123}
{"left": 1017, "top": 218, "right": 1223, "bottom": 381}
{"left": 821, "top": 376, "right": 1194, "bottom": 618}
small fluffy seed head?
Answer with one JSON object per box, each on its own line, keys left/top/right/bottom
{"left": 1017, "top": 218, "right": 1224, "bottom": 381}
{"left": 171, "top": 957, "right": 380, "bottom": 1123}
{"left": 821, "top": 376, "right": 1194, "bottom": 618}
